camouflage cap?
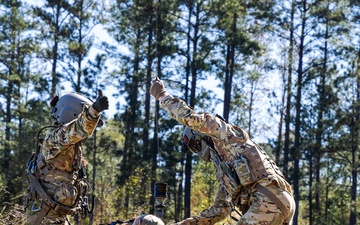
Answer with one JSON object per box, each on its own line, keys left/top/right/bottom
{"left": 132, "top": 214, "right": 164, "bottom": 225}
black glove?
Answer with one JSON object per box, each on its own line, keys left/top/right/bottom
{"left": 92, "top": 89, "right": 109, "bottom": 112}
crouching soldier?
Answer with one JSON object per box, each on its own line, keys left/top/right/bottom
{"left": 150, "top": 77, "right": 296, "bottom": 225}
{"left": 25, "top": 91, "right": 109, "bottom": 225}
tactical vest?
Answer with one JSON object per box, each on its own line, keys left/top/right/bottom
{"left": 208, "top": 138, "right": 286, "bottom": 213}
{"left": 233, "top": 140, "right": 285, "bottom": 186}
{"left": 25, "top": 125, "right": 93, "bottom": 225}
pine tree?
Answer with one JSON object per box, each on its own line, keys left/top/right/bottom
{"left": 66, "top": 0, "right": 100, "bottom": 93}
{"left": 106, "top": 0, "right": 179, "bottom": 218}
{"left": 0, "top": 0, "right": 43, "bottom": 205}
{"left": 32, "top": 0, "right": 72, "bottom": 96}
{"left": 175, "top": 0, "right": 216, "bottom": 218}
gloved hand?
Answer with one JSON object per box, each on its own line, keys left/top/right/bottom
{"left": 92, "top": 89, "right": 109, "bottom": 112}
{"left": 170, "top": 217, "right": 201, "bottom": 225}
{"left": 150, "top": 77, "right": 167, "bottom": 100}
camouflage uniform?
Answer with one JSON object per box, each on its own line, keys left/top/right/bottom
{"left": 133, "top": 214, "right": 165, "bottom": 225}
{"left": 158, "top": 94, "right": 295, "bottom": 225}
{"left": 25, "top": 105, "right": 101, "bottom": 225}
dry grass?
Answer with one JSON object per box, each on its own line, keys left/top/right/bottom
{"left": 0, "top": 203, "right": 26, "bottom": 225}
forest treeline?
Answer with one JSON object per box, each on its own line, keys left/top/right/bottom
{"left": 0, "top": 0, "right": 359, "bottom": 224}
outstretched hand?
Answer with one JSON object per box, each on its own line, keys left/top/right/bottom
{"left": 93, "top": 89, "right": 109, "bottom": 112}
{"left": 150, "top": 77, "right": 167, "bottom": 100}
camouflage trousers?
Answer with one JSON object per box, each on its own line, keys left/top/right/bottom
{"left": 237, "top": 183, "right": 295, "bottom": 225}
{"left": 25, "top": 199, "right": 70, "bottom": 225}
{"left": 24, "top": 177, "right": 79, "bottom": 225}
{"left": 173, "top": 183, "right": 295, "bottom": 225}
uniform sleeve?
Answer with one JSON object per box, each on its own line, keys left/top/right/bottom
{"left": 160, "top": 95, "right": 249, "bottom": 145}
{"left": 57, "top": 105, "right": 100, "bottom": 145}
{"left": 171, "top": 185, "right": 230, "bottom": 225}
{"left": 197, "top": 185, "right": 230, "bottom": 224}
{"left": 43, "top": 105, "right": 101, "bottom": 156}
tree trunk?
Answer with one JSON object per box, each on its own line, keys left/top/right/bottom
{"left": 308, "top": 153, "right": 313, "bottom": 225}
{"left": 223, "top": 43, "right": 232, "bottom": 121}
{"left": 181, "top": 1, "right": 192, "bottom": 218}
{"left": 283, "top": 0, "right": 295, "bottom": 180}
{"left": 349, "top": 71, "right": 360, "bottom": 225}
{"left": 184, "top": 0, "right": 202, "bottom": 218}
{"left": 313, "top": 10, "right": 329, "bottom": 223}
{"left": 223, "top": 13, "right": 236, "bottom": 121}
{"left": 3, "top": 79, "right": 13, "bottom": 203}
{"left": 293, "top": 1, "right": 307, "bottom": 224}
{"left": 175, "top": 162, "right": 184, "bottom": 221}
{"left": 275, "top": 65, "right": 287, "bottom": 165}
{"left": 51, "top": 4, "right": 61, "bottom": 97}
{"left": 89, "top": 129, "right": 97, "bottom": 225}
{"left": 144, "top": 2, "right": 154, "bottom": 212}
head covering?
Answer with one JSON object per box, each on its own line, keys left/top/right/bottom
{"left": 182, "top": 127, "right": 213, "bottom": 162}
{"left": 132, "top": 214, "right": 164, "bottom": 225}
{"left": 51, "top": 93, "right": 92, "bottom": 124}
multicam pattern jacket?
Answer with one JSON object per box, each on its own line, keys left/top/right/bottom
{"left": 159, "top": 94, "right": 292, "bottom": 225}
{"left": 25, "top": 104, "right": 101, "bottom": 225}
{"left": 39, "top": 105, "right": 100, "bottom": 205}
{"left": 42, "top": 105, "right": 100, "bottom": 172}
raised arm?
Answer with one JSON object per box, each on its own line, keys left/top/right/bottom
{"left": 150, "top": 77, "right": 249, "bottom": 145}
